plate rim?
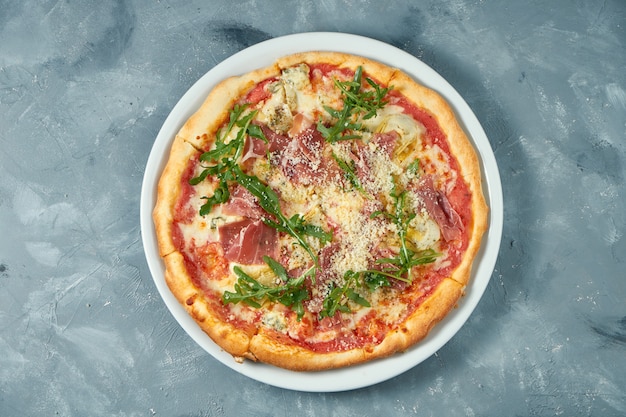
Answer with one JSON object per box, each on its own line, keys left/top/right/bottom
{"left": 140, "top": 31, "right": 503, "bottom": 392}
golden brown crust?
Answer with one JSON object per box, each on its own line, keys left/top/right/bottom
{"left": 246, "top": 278, "right": 463, "bottom": 371}
{"left": 153, "top": 51, "right": 488, "bottom": 371}
{"left": 163, "top": 251, "right": 254, "bottom": 358}
{"left": 248, "top": 330, "right": 367, "bottom": 371}
{"left": 153, "top": 138, "right": 198, "bottom": 257}
{"left": 386, "top": 278, "right": 464, "bottom": 350}
{"left": 180, "top": 65, "right": 281, "bottom": 151}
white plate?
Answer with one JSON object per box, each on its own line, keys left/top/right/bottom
{"left": 140, "top": 32, "right": 503, "bottom": 392}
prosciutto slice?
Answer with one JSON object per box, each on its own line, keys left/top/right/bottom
{"left": 370, "top": 131, "right": 399, "bottom": 158}
{"left": 279, "top": 127, "right": 341, "bottom": 185}
{"left": 240, "top": 135, "right": 267, "bottom": 168}
{"left": 306, "top": 243, "right": 341, "bottom": 314}
{"left": 262, "top": 125, "right": 291, "bottom": 153}
{"left": 218, "top": 219, "right": 277, "bottom": 264}
{"left": 353, "top": 131, "right": 399, "bottom": 189}
{"left": 413, "top": 176, "right": 464, "bottom": 242}
{"left": 220, "top": 185, "right": 265, "bottom": 220}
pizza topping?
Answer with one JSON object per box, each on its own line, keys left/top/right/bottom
{"left": 346, "top": 184, "right": 441, "bottom": 285}
{"left": 218, "top": 219, "right": 277, "bottom": 264}
{"left": 232, "top": 167, "right": 333, "bottom": 265}
{"left": 240, "top": 135, "right": 268, "bottom": 168}
{"left": 223, "top": 256, "right": 315, "bottom": 320}
{"left": 317, "top": 66, "right": 391, "bottom": 143}
{"left": 189, "top": 241, "right": 230, "bottom": 281}
{"left": 220, "top": 184, "right": 265, "bottom": 220}
{"left": 190, "top": 104, "right": 266, "bottom": 215}
{"left": 279, "top": 127, "right": 326, "bottom": 185}
{"left": 260, "top": 84, "right": 293, "bottom": 134}
{"left": 412, "top": 175, "right": 464, "bottom": 242}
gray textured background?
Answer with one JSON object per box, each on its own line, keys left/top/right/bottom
{"left": 1, "top": 0, "right": 625, "bottom": 416}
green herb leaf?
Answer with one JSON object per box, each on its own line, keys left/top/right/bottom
{"left": 362, "top": 270, "right": 391, "bottom": 291}
{"left": 319, "top": 270, "right": 372, "bottom": 318}
{"left": 407, "top": 158, "right": 421, "bottom": 175}
{"left": 345, "top": 288, "right": 370, "bottom": 307}
{"left": 370, "top": 182, "right": 441, "bottom": 282}
{"left": 223, "top": 262, "right": 314, "bottom": 320}
{"left": 198, "top": 179, "right": 230, "bottom": 216}
{"left": 332, "top": 152, "right": 366, "bottom": 193}
{"left": 318, "top": 66, "right": 391, "bottom": 143}
{"left": 263, "top": 255, "right": 288, "bottom": 282}
{"left": 247, "top": 124, "right": 268, "bottom": 142}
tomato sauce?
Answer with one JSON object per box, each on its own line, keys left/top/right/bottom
{"left": 243, "top": 78, "right": 276, "bottom": 104}
{"left": 174, "top": 157, "right": 199, "bottom": 224}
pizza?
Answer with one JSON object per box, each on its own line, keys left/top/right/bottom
{"left": 153, "top": 51, "right": 488, "bottom": 371}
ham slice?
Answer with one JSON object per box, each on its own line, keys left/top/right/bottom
{"left": 351, "top": 131, "right": 399, "bottom": 190}
{"left": 279, "top": 127, "right": 340, "bottom": 185}
{"left": 370, "top": 131, "right": 398, "bottom": 158}
{"left": 413, "top": 176, "right": 464, "bottom": 242}
{"left": 306, "top": 243, "right": 341, "bottom": 313}
{"left": 262, "top": 125, "right": 291, "bottom": 153}
{"left": 221, "top": 185, "right": 264, "bottom": 220}
{"left": 240, "top": 135, "right": 267, "bottom": 168}
{"left": 288, "top": 113, "right": 313, "bottom": 137}
{"left": 218, "top": 219, "right": 277, "bottom": 265}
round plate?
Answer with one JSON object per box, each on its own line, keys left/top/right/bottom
{"left": 140, "top": 32, "right": 503, "bottom": 392}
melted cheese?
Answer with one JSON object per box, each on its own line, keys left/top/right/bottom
{"left": 421, "top": 144, "right": 457, "bottom": 193}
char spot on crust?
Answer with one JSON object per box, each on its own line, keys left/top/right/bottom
{"left": 190, "top": 309, "right": 206, "bottom": 323}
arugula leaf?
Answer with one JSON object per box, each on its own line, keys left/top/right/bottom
{"left": 370, "top": 183, "right": 441, "bottom": 282}
{"left": 407, "top": 158, "right": 421, "bottom": 175}
{"left": 331, "top": 152, "right": 366, "bottom": 194}
{"left": 199, "top": 180, "right": 230, "bottom": 216}
{"left": 319, "top": 270, "right": 372, "bottom": 319}
{"left": 263, "top": 255, "right": 289, "bottom": 282}
{"left": 223, "top": 261, "right": 314, "bottom": 320}
{"left": 318, "top": 66, "right": 391, "bottom": 143}
{"left": 362, "top": 270, "right": 391, "bottom": 291}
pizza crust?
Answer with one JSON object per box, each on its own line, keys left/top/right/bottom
{"left": 162, "top": 250, "right": 255, "bottom": 358}
{"left": 153, "top": 138, "right": 198, "bottom": 257}
{"left": 153, "top": 51, "right": 488, "bottom": 371}
{"left": 244, "top": 277, "right": 463, "bottom": 371}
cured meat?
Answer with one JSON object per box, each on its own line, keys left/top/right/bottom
{"left": 279, "top": 127, "right": 340, "bottom": 185}
{"left": 220, "top": 185, "right": 264, "bottom": 220}
{"left": 414, "top": 176, "right": 464, "bottom": 242}
{"left": 262, "top": 125, "right": 291, "bottom": 153}
{"left": 369, "top": 131, "right": 398, "bottom": 158}
{"left": 240, "top": 135, "right": 267, "bottom": 168}
{"left": 288, "top": 112, "right": 313, "bottom": 137}
{"left": 218, "top": 219, "right": 277, "bottom": 264}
